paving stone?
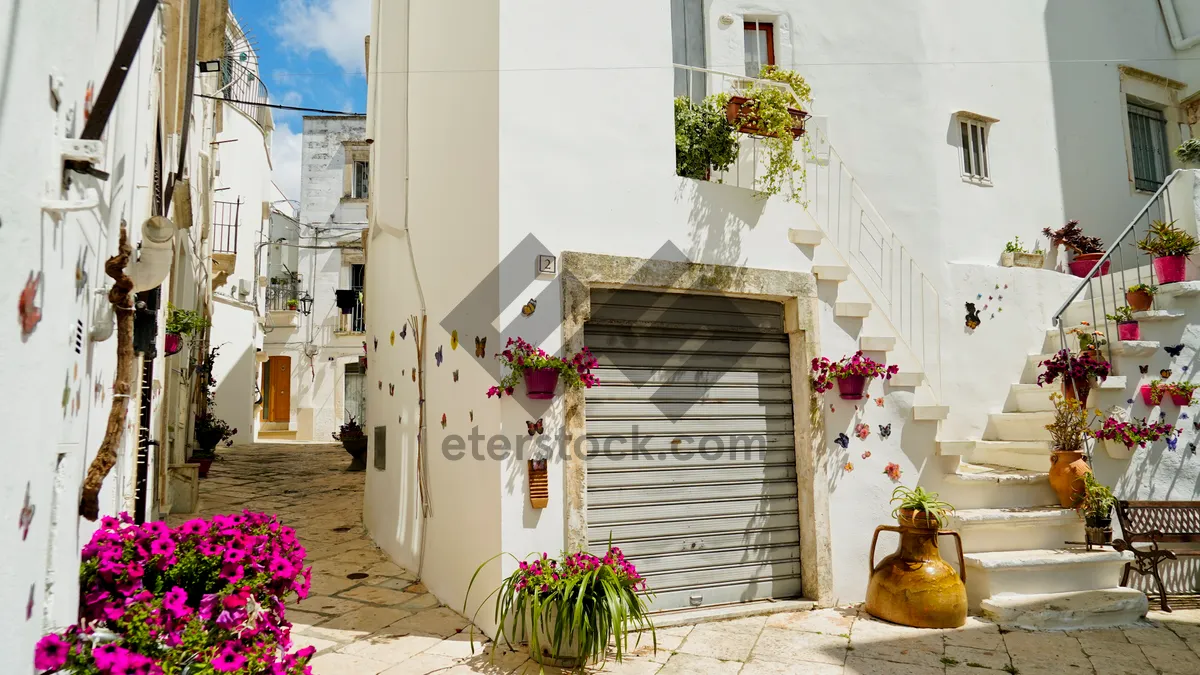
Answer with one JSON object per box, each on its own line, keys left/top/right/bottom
{"left": 656, "top": 653, "right": 743, "bottom": 675}
{"left": 423, "top": 632, "right": 492, "bottom": 658}
{"left": 294, "top": 594, "right": 367, "bottom": 616}
{"left": 1004, "top": 631, "right": 1091, "bottom": 672}
{"left": 310, "top": 573, "right": 359, "bottom": 596}
{"left": 339, "top": 585, "right": 419, "bottom": 607}
{"left": 944, "top": 617, "right": 1004, "bottom": 651}
{"left": 675, "top": 622, "right": 759, "bottom": 661}
{"left": 843, "top": 655, "right": 941, "bottom": 675}
{"left": 307, "top": 607, "right": 412, "bottom": 640}
{"left": 765, "top": 607, "right": 856, "bottom": 635}
{"left": 307, "top": 651, "right": 390, "bottom": 675}
{"left": 289, "top": 632, "right": 340, "bottom": 656}
{"left": 382, "top": 607, "right": 471, "bottom": 639}
{"left": 339, "top": 632, "right": 443, "bottom": 663}
{"left": 1143, "top": 645, "right": 1200, "bottom": 674}
{"left": 751, "top": 626, "right": 848, "bottom": 666}
{"left": 739, "top": 658, "right": 844, "bottom": 675}
{"left": 1122, "top": 625, "right": 1188, "bottom": 648}
{"left": 945, "top": 644, "right": 1010, "bottom": 671}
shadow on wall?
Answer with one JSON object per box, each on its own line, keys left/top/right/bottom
{"left": 212, "top": 343, "right": 257, "bottom": 445}
{"left": 676, "top": 177, "right": 766, "bottom": 266}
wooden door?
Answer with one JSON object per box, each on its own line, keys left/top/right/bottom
{"left": 266, "top": 356, "right": 291, "bottom": 422}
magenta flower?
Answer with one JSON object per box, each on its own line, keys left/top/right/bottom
{"left": 149, "top": 537, "right": 176, "bottom": 557}
{"left": 211, "top": 648, "right": 246, "bottom": 672}
{"left": 33, "top": 634, "right": 69, "bottom": 670}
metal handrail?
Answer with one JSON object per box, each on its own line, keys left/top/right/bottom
{"left": 1050, "top": 169, "right": 1185, "bottom": 363}
{"left": 672, "top": 64, "right": 942, "bottom": 395}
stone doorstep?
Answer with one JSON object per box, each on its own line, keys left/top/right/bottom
{"left": 646, "top": 599, "right": 817, "bottom": 631}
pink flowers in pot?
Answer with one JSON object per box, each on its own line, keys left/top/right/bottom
{"left": 486, "top": 337, "right": 599, "bottom": 398}
{"left": 1090, "top": 416, "right": 1175, "bottom": 448}
{"left": 810, "top": 351, "right": 900, "bottom": 394}
{"left": 1035, "top": 349, "right": 1111, "bottom": 388}
{"left": 34, "top": 510, "right": 314, "bottom": 674}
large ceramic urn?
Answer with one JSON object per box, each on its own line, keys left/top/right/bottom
{"left": 1049, "top": 450, "right": 1091, "bottom": 508}
{"left": 865, "top": 509, "right": 968, "bottom": 629}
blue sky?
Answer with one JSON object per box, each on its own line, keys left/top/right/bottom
{"left": 229, "top": 0, "right": 370, "bottom": 200}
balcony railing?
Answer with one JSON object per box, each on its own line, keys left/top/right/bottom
{"left": 220, "top": 59, "right": 271, "bottom": 130}
{"left": 266, "top": 281, "right": 298, "bottom": 311}
{"left": 673, "top": 64, "right": 942, "bottom": 395}
{"left": 212, "top": 199, "right": 241, "bottom": 254}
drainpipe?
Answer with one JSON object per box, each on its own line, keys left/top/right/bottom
{"left": 1159, "top": 0, "right": 1200, "bottom": 50}
{"left": 128, "top": 216, "right": 180, "bottom": 292}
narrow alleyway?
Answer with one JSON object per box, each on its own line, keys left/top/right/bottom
{"left": 176, "top": 444, "right": 1200, "bottom": 675}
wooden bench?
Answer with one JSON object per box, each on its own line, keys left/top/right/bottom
{"left": 1112, "top": 500, "right": 1200, "bottom": 612}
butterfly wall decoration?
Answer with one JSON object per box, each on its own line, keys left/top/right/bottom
{"left": 879, "top": 423, "right": 892, "bottom": 439}
{"left": 1162, "top": 369, "right": 1173, "bottom": 379}
{"left": 1190, "top": 442, "right": 1197, "bottom": 455}
{"left": 835, "top": 433, "right": 850, "bottom": 449}
{"left": 527, "top": 418, "right": 544, "bottom": 436}
{"left": 19, "top": 271, "right": 41, "bottom": 337}
{"left": 522, "top": 299, "right": 537, "bottom": 317}
{"left": 1140, "top": 364, "right": 1150, "bottom": 374}
{"left": 390, "top": 330, "right": 395, "bottom": 345}
{"left": 1168, "top": 435, "right": 1179, "bottom": 451}
{"left": 378, "top": 380, "right": 382, "bottom": 390}
{"left": 412, "top": 369, "right": 417, "bottom": 382}
{"left": 843, "top": 462, "right": 854, "bottom": 472}
{"left": 964, "top": 302, "right": 981, "bottom": 330}
{"left": 18, "top": 483, "right": 34, "bottom": 540}
{"left": 450, "top": 330, "right": 459, "bottom": 350}
{"left": 884, "top": 463, "right": 902, "bottom": 481}
{"left": 1166, "top": 344, "right": 1185, "bottom": 357}
{"left": 453, "top": 369, "right": 459, "bottom": 382}
{"left": 388, "top": 384, "right": 394, "bottom": 396}
{"left": 469, "top": 410, "right": 474, "bottom": 422}
{"left": 435, "top": 346, "right": 443, "bottom": 366}
{"left": 1192, "top": 418, "right": 1199, "bottom": 431}
{"left": 373, "top": 337, "right": 378, "bottom": 351}
{"left": 475, "top": 336, "right": 487, "bottom": 358}
{"left": 399, "top": 324, "right": 408, "bottom": 340}
{"left": 861, "top": 451, "right": 871, "bottom": 459}
{"left": 441, "top": 413, "right": 447, "bottom": 428}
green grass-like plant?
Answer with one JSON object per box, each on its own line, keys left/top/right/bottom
{"left": 1137, "top": 219, "right": 1199, "bottom": 258}
{"left": 890, "top": 486, "right": 954, "bottom": 527}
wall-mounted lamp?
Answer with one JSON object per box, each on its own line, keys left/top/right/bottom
{"left": 297, "top": 291, "right": 314, "bottom": 316}
{"left": 198, "top": 60, "right": 222, "bottom": 73}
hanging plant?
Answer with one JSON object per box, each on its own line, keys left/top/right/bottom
{"left": 487, "top": 337, "right": 599, "bottom": 399}
{"left": 674, "top": 95, "right": 740, "bottom": 180}
{"left": 719, "top": 65, "right": 813, "bottom": 201}
{"left": 164, "top": 303, "right": 210, "bottom": 336}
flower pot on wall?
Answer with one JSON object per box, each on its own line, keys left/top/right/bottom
{"left": 1154, "top": 255, "right": 1187, "bottom": 284}
{"left": 1126, "top": 288, "right": 1154, "bottom": 311}
{"left": 165, "top": 333, "right": 182, "bottom": 356}
{"left": 523, "top": 367, "right": 561, "bottom": 400}
{"left": 1068, "top": 253, "right": 1110, "bottom": 278}
{"left": 1103, "top": 438, "right": 1135, "bottom": 460}
{"left": 1171, "top": 392, "right": 1193, "bottom": 406}
{"left": 1002, "top": 251, "right": 1046, "bottom": 268}
{"left": 837, "top": 375, "right": 868, "bottom": 400}
{"left": 1049, "top": 450, "right": 1091, "bottom": 508}
{"left": 1117, "top": 321, "right": 1140, "bottom": 341}
{"left": 725, "top": 95, "right": 808, "bottom": 138}
{"left": 1141, "top": 384, "right": 1157, "bottom": 406}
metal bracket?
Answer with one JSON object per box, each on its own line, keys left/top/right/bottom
{"left": 61, "top": 138, "right": 110, "bottom": 181}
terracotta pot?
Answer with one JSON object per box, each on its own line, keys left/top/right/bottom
{"left": 1171, "top": 392, "right": 1193, "bottom": 406}
{"left": 1154, "top": 254, "right": 1187, "bottom": 284}
{"left": 1117, "top": 321, "right": 1140, "bottom": 341}
{"left": 837, "top": 374, "right": 868, "bottom": 400}
{"left": 523, "top": 367, "right": 561, "bottom": 400}
{"left": 865, "top": 512, "right": 967, "bottom": 629}
{"left": 165, "top": 333, "right": 183, "bottom": 356}
{"left": 725, "top": 95, "right": 808, "bottom": 138}
{"left": 196, "top": 458, "right": 213, "bottom": 479}
{"left": 1068, "top": 253, "right": 1110, "bottom": 278}
{"left": 1062, "top": 377, "right": 1092, "bottom": 405}
{"left": 1126, "top": 288, "right": 1154, "bottom": 311}
{"left": 1049, "top": 450, "right": 1091, "bottom": 508}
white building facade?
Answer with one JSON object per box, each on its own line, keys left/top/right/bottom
{"left": 260, "top": 116, "right": 370, "bottom": 443}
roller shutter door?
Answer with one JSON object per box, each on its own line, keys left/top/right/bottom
{"left": 584, "top": 289, "right": 802, "bottom": 612}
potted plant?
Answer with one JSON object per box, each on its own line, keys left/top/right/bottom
{"left": 1164, "top": 380, "right": 1199, "bottom": 406}
{"left": 1045, "top": 393, "right": 1093, "bottom": 507}
{"left": 1067, "top": 323, "right": 1107, "bottom": 356}
{"left": 1142, "top": 379, "right": 1168, "bottom": 405}
{"left": 1105, "top": 306, "right": 1140, "bottom": 341}
{"left": 1126, "top": 283, "right": 1157, "bottom": 311}
{"left": 1036, "top": 348, "right": 1111, "bottom": 404}
{"left": 674, "top": 95, "right": 740, "bottom": 180}
{"left": 1075, "top": 472, "right": 1117, "bottom": 546}
{"left": 487, "top": 337, "right": 599, "bottom": 400}
{"left": 720, "top": 65, "right": 812, "bottom": 201}
{"left": 35, "top": 511, "right": 315, "bottom": 674}
{"left": 999, "top": 236, "right": 1046, "bottom": 268}
{"left": 1176, "top": 138, "right": 1200, "bottom": 164}
{"left": 811, "top": 351, "right": 900, "bottom": 400}
{"left": 333, "top": 415, "right": 368, "bottom": 471}
{"left": 1090, "top": 413, "right": 1174, "bottom": 459}
{"left": 286, "top": 298, "right": 299, "bottom": 311}
{"left": 865, "top": 487, "right": 966, "bottom": 629}
{"left": 164, "top": 303, "right": 210, "bottom": 356}
{"left": 1137, "top": 219, "right": 1198, "bottom": 284}
{"left": 1044, "top": 220, "right": 1108, "bottom": 277}
{"left": 464, "top": 548, "right": 655, "bottom": 669}
{"left": 192, "top": 411, "right": 236, "bottom": 478}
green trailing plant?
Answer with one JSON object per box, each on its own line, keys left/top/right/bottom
{"left": 889, "top": 486, "right": 954, "bottom": 527}
{"left": 1075, "top": 472, "right": 1116, "bottom": 522}
{"left": 1176, "top": 138, "right": 1200, "bottom": 164}
{"left": 1105, "top": 306, "right": 1136, "bottom": 323}
{"left": 165, "top": 303, "right": 210, "bottom": 336}
{"left": 719, "top": 65, "right": 813, "bottom": 201}
{"left": 674, "top": 95, "right": 740, "bottom": 180}
{"left": 1136, "top": 219, "right": 1199, "bottom": 258}
{"left": 1045, "top": 393, "right": 1089, "bottom": 452}
{"left": 464, "top": 548, "right": 655, "bottom": 671}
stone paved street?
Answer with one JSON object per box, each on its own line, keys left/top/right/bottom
{"left": 175, "top": 443, "right": 1200, "bottom": 674}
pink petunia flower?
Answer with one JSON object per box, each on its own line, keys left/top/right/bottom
{"left": 33, "top": 634, "right": 69, "bottom": 671}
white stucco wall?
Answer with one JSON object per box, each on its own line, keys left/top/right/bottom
{"left": 365, "top": 0, "right": 1200, "bottom": 623}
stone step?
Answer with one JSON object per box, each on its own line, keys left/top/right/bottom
{"left": 967, "top": 441, "right": 1052, "bottom": 472}
{"left": 946, "top": 463, "right": 1049, "bottom": 485}
{"left": 1021, "top": 352, "right": 1058, "bottom": 384}
{"left": 258, "top": 430, "right": 298, "bottom": 440}
{"left": 1110, "top": 340, "right": 1159, "bottom": 358}
{"left": 945, "top": 506, "right": 1081, "bottom": 554}
{"left": 912, "top": 405, "right": 950, "bottom": 421}
{"left": 834, "top": 302, "right": 871, "bottom": 318}
{"left": 980, "top": 588, "right": 1149, "bottom": 631}
{"left": 939, "top": 463, "right": 1058, "bottom": 510}
{"left": 963, "top": 548, "right": 1134, "bottom": 611}
{"left": 812, "top": 265, "right": 850, "bottom": 282}
{"left": 1004, "top": 384, "right": 1054, "bottom": 413}
{"left": 788, "top": 228, "right": 823, "bottom": 246}
{"left": 1132, "top": 309, "right": 1185, "bottom": 322}
{"left": 889, "top": 371, "right": 924, "bottom": 388}
{"left": 859, "top": 336, "right": 895, "bottom": 352}
{"left": 1154, "top": 280, "right": 1200, "bottom": 299}
{"left": 984, "top": 412, "right": 1054, "bottom": 441}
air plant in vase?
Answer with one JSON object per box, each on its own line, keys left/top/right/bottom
{"left": 1105, "top": 306, "right": 1140, "bottom": 341}
{"left": 1137, "top": 219, "right": 1198, "bottom": 284}
{"left": 464, "top": 548, "right": 655, "bottom": 669}
{"left": 889, "top": 486, "right": 954, "bottom": 529}
{"left": 487, "top": 337, "right": 599, "bottom": 400}
{"left": 1044, "top": 220, "right": 1107, "bottom": 277}
{"left": 811, "top": 351, "right": 900, "bottom": 400}
{"left": 1036, "top": 348, "right": 1111, "bottom": 404}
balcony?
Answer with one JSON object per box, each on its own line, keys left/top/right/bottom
{"left": 265, "top": 279, "right": 299, "bottom": 328}
{"left": 333, "top": 288, "right": 365, "bottom": 336}
{"left": 219, "top": 59, "right": 272, "bottom": 131}
{"left": 210, "top": 199, "right": 240, "bottom": 289}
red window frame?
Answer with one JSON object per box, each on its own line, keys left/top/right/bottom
{"left": 744, "top": 21, "right": 776, "bottom": 68}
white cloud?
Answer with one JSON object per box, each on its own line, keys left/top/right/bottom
{"left": 271, "top": 123, "right": 303, "bottom": 204}
{"left": 272, "top": 0, "right": 371, "bottom": 73}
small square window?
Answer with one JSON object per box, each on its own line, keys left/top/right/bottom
{"left": 744, "top": 21, "right": 775, "bottom": 78}
{"left": 353, "top": 160, "right": 369, "bottom": 199}
{"left": 957, "top": 117, "right": 991, "bottom": 184}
